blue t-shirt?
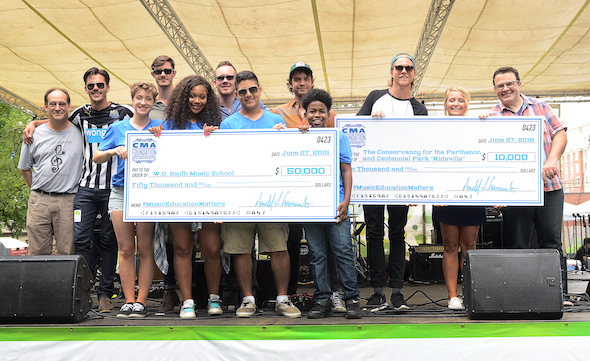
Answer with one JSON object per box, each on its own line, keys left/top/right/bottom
{"left": 219, "top": 110, "right": 286, "bottom": 129}
{"left": 162, "top": 119, "right": 204, "bottom": 130}
{"left": 337, "top": 130, "right": 352, "bottom": 204}
{"left": 98, "top": 118, "right": 162, "bottom": 187}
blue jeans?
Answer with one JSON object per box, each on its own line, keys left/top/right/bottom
{"left": 74, "top": 186, "right": 118, "bottom": 299}
{"left": 502, "top": 189, "right": 566, "bottom": 290}
{"left": 304, "top": 218, "right": 360, "bottom": 302}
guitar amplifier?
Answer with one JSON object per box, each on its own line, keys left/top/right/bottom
{"left": 410, "top": 245, "right": 449, "bottom": 282}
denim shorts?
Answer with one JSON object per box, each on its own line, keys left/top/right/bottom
{"left": 108, "top": 186, "right": 124, "bottom": 212}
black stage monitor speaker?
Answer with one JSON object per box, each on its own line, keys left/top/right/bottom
{"left": 463, "top": 249, "right": 563, "bottom": 320}
{"left": 0, "top": 255, "right": 93, "bottom": 323}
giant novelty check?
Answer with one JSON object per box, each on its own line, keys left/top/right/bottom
{"left": 337, "top": 116, "right": 543, "bottom": 205}
{"left": 123, "top": 129, "right": 340, "bottom": 222}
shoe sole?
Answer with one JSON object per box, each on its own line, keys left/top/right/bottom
{"left": 208, "top": 308, "right": 223, "bottom": 316}
{"left": 277, "top": 312, "right": 302, "bottom": 318}
{"left": 236, "top": 311, "right": 255, "bottom": 318}
{"left": 180, "top": 313, "right": 196, "bottom": 319}
{"left": 116, "top": 314, "right": 130, "bottom": 318}
{"left": 393, "top": 305, "right": 409, "bottom": 310}
{"left": 363, "top": 304, "right": 388, "bottom": 312}
{"left": 128, "top": 314, "right": 148, "bottom": 318}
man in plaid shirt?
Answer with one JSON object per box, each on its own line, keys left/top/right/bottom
{"left": 487, "top": 66, "right": 568, "bottom": 290}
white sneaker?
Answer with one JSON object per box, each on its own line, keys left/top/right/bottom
{"left": 275, "top": 299, "right": 301, "bottom": 318}
{"left": 236, "top": 299, "right": 257, "bottom": 318}
{"left": 331, "top": 292, "right": 346, "bottom": 312}
{"left": 180, "top": 299, "right": 196, "bottom": 319}
{"left": 448, "top": 297, "right": 464, "bottom": 310}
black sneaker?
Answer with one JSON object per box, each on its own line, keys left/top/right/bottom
{"left": 363, "top": 292, "right": 388, "bottom": 312}
{"left": 129, "top": 302, "right": 149, "bottom": 318}
{"left": 391, "top": 292, "right": 409, "bottom": 310}
{"left": 307, "top": 300, "right": 332, "bottom": 319}
{"left": 345, "top": 299, "right": 363, "bottom": 319}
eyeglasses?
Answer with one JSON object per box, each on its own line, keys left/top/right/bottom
{"left": 153, "top": 68, "right": 174, "bottom": 75}
{"left": 237, "top": 86, "right": 259, "bottom": 97}
{"left": 494, "top": 81, "right": 519, "bottom": 90}
{"left": 216, "top": 75, "right": 235, "bottom": 81}
{"left": 86, "top": 82, "right": 105, "bottom": 90}
{"left": 393, "top": 65, "right": 414, "bottom": 72}
{"left": 48, "top": 101, "right": 67, "bottom": 108}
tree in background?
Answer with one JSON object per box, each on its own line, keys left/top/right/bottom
{"left": 0, "top": 103, "right": 31, "bottom": 238}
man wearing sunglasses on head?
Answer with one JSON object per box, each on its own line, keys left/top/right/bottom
{"left": 357, "top": 53, "right": 428, "bottom": 312}
{"left": 486, "top": 66, "right": 568, "bottom": 292}
{"left": 23, "top": 67, "right": 134, "bottom": 313}
{"left": 214, "top": 61, "right": 266, "bottom": 120}
{"left": 150, "top": 55, "right": 177, "bottom": 121}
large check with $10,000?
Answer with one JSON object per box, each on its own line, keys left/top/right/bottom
{"left": 124, "top": 129, "right": 340, "bottom": 222}
{"left": 337, "top": 116, "right": 543, "bottom": 206}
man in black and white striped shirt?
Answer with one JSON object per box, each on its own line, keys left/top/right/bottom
{"left": 24, "top": 67, "right": 133, "bottom": 312}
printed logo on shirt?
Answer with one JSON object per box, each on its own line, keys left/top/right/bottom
{"left": 109, "top": 109, "right": 120, "bottom": 119}
{"left": 342, "top": 123, "right": 366, "bottom": 148}
{"left": 85, "top": 128, "right": 107, "bottom": 143}
{"left": 132, "top": 138, "right": 157, "bottom": 163}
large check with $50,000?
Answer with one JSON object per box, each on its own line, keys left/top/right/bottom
{"left": 123, "top": 129, "right": 340, "bottom": 222}
{"left": 337, "top": 116, "right": 543, "bottom": 205}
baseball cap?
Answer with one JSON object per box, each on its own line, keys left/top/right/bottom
{"left": 289, "top": 62, "right": 313, "bottom": 78}
{"left": 390, "top": 53, "right": 416, "bottom": 68}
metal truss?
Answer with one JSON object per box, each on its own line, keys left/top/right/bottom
{"left": 0, "top": 86, "right": 45, "bottom": 119}
{"left": 413, "top": 0, "right": 455, "bottom": 95}
{"left": 141, "top": 0, "right": 215, "bottom": 84}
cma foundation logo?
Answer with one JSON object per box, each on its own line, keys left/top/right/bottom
{"left": 342, "top": 123, "right": 366, "bottom": 148}
{"left": 132, "top": 138, "right": 157, "bottom": 163}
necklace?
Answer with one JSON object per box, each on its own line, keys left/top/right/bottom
{"left": 390, "top": 94, "right": 412, "bottom": 117}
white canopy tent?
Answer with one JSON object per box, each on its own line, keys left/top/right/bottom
{"left": 1, "top": 0, "right": 590, "bottom": 115}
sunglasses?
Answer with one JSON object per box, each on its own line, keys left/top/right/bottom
{"left": 153, "top": 68, "right": 174, "bottom": 75}
{"left": 86, "top": 82, "right": 105, "bottom": 90}
{"left": 237, "top": 86, "right": 259, "bottom": 97}
{"left": 216, "top": 75, "right": 235, "bottom": 81}
{"left": 393, "top": 65, "right": 414, "bottom": 72}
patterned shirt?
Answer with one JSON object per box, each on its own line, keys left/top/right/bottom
{"left": 488, "top": 94, "right": 566, "bottom": 191}
{"left": 271, "top": 99, "right": 336, "bottom": 128}
{"left": 69, "top": 103, "right": 134, "bottom": 190}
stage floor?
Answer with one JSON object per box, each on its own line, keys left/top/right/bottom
{"left": 5, "top": 270, "right": 590, "bottom": 327}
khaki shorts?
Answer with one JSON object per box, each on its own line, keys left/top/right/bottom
{"left": 222, "top": 223, "right": 289, "bottom": 254}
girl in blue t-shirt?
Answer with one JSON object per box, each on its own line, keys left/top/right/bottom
{"left": 94, "top": 82, "right": 162, "bottom": 317}
{"left": 149, "top": 76, "right": 223, "bottom": 318}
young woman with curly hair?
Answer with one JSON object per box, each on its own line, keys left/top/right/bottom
{"left": 150, "top": 76, "right": 223, "bottom": 318}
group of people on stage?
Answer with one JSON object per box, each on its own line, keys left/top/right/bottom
{"left": 17, "top": 51, "right": 567, "bottom": 320}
